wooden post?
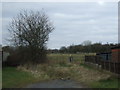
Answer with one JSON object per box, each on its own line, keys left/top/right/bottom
{"left": 101, "top": 61, "right": 103, "bottom": 69}
{"left": 2, "top": 51, "right": 3, "bottom": 66}
{"left": 99, "top": 60, "right": 102, "bottom": 70}
{"left": 114, "top": 62, "right": 116, "bottom": 73}
{"left": 109, "top": 61, "right": 111, "bottom": 72}
{"left": 2, "top": 51, "right": 3, "bottom": 61}
{"left": 104, "top": 61, "right": 105, "bottom": 70}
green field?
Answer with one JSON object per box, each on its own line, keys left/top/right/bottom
{"left": 2, "top": 53, "right": 119, "bottom": 88}
{"left": 47, "top": 53, "right": 95, "bottom": 65}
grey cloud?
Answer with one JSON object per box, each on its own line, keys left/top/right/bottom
{"left": 2, "top": 2, "right": 118, "bottom": 48}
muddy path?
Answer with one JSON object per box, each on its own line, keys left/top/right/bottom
{"left": 26, "top": 79, "right": 86, "bottom": 88}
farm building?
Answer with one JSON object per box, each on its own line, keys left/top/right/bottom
{"left": 85, "top": 45, "right": 120, "bottom": 74}
{"left": 111, "top": 46, "right": 120, "bottom": 62}
{"left": 0, "top": 48, "right": 10, "bottom": 62}
{"left": 96, "top": 52, "right": 111, "bottom": 61}
{"left": 96, "top": 46, "right": 120, "bottom": 62}
{"left": 3, "top": 52, "right": 10, "bottom": 62}
{"left": 0, "top": 45, "right": 10, "bottom": 66}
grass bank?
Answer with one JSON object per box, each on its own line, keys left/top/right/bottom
{"left": 2, "top": 67, "right": 50, "bottom": 88}
{"left": 18, "top": 62, "right": 118, "bottom": 88}
{"left": 90, "top": 77, "right": 119, "bottom": 88}
{"left": 80, "top": 63, "right": 119, "bottom": 88}
{"left": 0, "top": 69, "right": 2, "bottom": 89}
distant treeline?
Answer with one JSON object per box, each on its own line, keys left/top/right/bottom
{"left": 47, "top": 43, "right": 119, "bottom": 54}
{"left": 2, "top": 43, "right": 119, "bottom": 54}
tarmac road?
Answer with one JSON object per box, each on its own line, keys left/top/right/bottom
{"left": 26, "top": 79, "right": 85, "bottom": 88}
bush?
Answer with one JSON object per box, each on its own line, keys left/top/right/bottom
{"left": 4, "top": 46, "right": 48, "bottom": 67}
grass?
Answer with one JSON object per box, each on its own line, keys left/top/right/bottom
{"left": 2, "top": 53, "right": 119, "bottom": 88}
{"left": 80, "top": 63, "right": 119, "bottom": 88}
{"left": 2, "top": 67, "right": 43, "bottom": 88}
{"left": 0, "top": 69, "right": 2, "bottom": 89}
{"left": 80, "top": 63, "right": 95, "bottom": 70}
{"left": 90, "top": 77, "right": 119, "bottom": 88}
{"left": 47, "top": 53, "right": 95, "bottom": 65}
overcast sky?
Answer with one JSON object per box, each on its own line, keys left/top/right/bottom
{"left": 1, "top": 2, "right": 118, "bottom": 49}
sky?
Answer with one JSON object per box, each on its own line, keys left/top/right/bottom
{"left": 0, "top": 1, "right": 118, "bottom": 49}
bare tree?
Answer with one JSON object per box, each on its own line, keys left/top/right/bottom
{"left": 8, "top": 10, "right": 54, "bottom": 63}
{"left": 82, "top": 40, "right": 92, "bottom": 46}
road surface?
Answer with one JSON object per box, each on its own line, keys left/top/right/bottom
{"left": 26, "top": 79, "right": 85, "bottom": 88}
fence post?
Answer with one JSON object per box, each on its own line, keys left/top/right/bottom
{"left": 118, "top": 63, "right": 119, "bottom": 74}
{"left": 99, "top": 60, "right": 102, "bottom": 70}
{"left": 85, "top": 56, "right": 86, "bottom": 63}
{"left": 109, "top": 61, "right": 111, "bottom": 71}
{"left": 104, "top": 61, "right": 105, "bottom": 70}
{"left": 101, "top": 61, "right": 103, "bottom": 69}
{"left": 114, "top": 62, "right": 116, "bottom": 73}
{"left": 2, "top": 51, "right": 3, "bottom": 61}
